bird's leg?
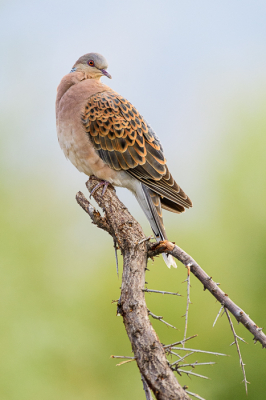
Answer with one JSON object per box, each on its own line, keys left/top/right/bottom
{"left": 90, "top": 179, "right": 110, "bottom": 197}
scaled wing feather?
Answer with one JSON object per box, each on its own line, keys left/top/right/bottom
{"left": 82, "top": 91, "right": 192, "bottom": 210}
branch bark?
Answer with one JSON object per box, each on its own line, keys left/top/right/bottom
{"left": 148, "top": 242, "right": 266, "bottom": 348}
{"left": 76, "top": 177, "right": 190, "bottom": 400}
{"left": 76, "top": 176, "right": 266, "bottom": 398}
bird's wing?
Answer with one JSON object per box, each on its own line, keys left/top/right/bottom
{"left": 82, "top": 91, "right": 192, "bottom": 210}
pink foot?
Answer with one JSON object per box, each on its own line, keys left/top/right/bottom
{"left": 90, "top": 180, "right": 110, "bottom": 197}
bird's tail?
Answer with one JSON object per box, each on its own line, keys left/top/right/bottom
{"left": 135, "top": 183, "right": 177, "bottom": 268}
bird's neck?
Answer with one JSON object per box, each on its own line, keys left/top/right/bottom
{"left": 56, "top": 71, "right": 112, "bottom": 110}
{"left": 56, "top": 71, "right": 102, "bottom": 103}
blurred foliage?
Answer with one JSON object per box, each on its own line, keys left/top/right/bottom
{"left": 0, "top": 99, "right": 265, "bottom": 400}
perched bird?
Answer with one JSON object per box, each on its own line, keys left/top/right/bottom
{"left": 56, "top": 53, "right": 192, "bottom": 268}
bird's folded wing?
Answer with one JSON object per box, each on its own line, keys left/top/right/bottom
{"left": 82, "top": 91, "right": 192, "bottom": 210}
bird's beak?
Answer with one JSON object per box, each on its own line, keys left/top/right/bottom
{"left": 101, "top": 69, "right": 112, "bottom": 79}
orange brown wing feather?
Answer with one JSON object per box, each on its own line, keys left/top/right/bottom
{"left": 82, "top": 91, "right": 192, "bottom": 210}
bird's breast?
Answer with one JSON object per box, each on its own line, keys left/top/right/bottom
{"left": 56, "top": 77, "right": 131, "bottom": 186}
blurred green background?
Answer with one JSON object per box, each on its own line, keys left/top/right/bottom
{"left": 1, "top": 1, "right": 266, "bottom": 399}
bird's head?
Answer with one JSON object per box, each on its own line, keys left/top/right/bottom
{"left": 71, "top": 53, "right": 112, "bottom": 80}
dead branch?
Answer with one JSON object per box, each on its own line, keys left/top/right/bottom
{"left": 225, "top": 308, "right": 249, "bottom": 394}
{"left": 148, "top": 242, "right": 266, "bottom": 348}
{"left": 76, "top": 176, "right": 190, "bottom": 400}
{"left": 76, "top": 175, "right": 266, "bottom": 398}
{"left": 183, "top": 266, "right": 191, "bottom": 343}
{"left": 148, "top": 309, "right": 177, "bottom": 329}
{"left": 141, "top": 374, "right": 154, "bottom": 400}
{"left": 143, "top": 288, "right": 181, "bottom": 296}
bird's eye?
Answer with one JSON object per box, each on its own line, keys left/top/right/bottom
{"left": 88, "top": 60, "right": 94, "bottom": 67}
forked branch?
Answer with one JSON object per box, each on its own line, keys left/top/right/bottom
{"left": 148, "top": 243, "right": 266, "bottom": 348}
{"left": 76, "top": 176, "right": 266, "bottom": 399}
{"left": 76, "top": 176, "right": 190, "bottom": 400}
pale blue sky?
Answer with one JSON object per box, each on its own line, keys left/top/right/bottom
{"left": 1, "top": 0, "right": 266, "bottom": 219}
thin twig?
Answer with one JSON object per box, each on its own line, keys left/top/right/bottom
{"left": 77, "top": 180, "right": 263, "bottom": 399}
{"left": 166, "top": 349, "right": 183, "bottom": 360}
{"left": 170, "top": 352, "right": 195, "bottom": 366}
{"left": 116, "top": 359, "right": 135, "bottom": 366}
{"left": 143, "top": 288, "right": 181, "bottom": 296}
{"left": 141, "top": 374, "right": 154, "bottom": 400}
{"left": 138, "top": 235, "right": 154, "bottom": 245}
{"left": 77, "top": 179, "right": 191, "bottom": 399}
{"left": 76, "top": 191, "right": 111, "bottom": 233}
{"left": 111, "top": 355, "right": 135, "bottom": 360}
{"left": 230, "top": 337, "right": 248, "bottom": 345}
{"left": 147, "top": 241, "right": 266, "bottom": 348}
{"left": 148, "top": 309, "right": 177, "bottom": 329}
{"left": 179, "top": 362, "right": 216, "bottom": 368}
{"left": 170, "top": 347, "right": 228, "bottom": 356}
{"left": 183, "top": 265, "right": 191, "bottom": 343}
{"left": 185, "top": 390, "right": 206, "bottom": 400}
{"left": 164, "top": 335, "right": 198, "bottom": 349}
{"left": 213, "top": 305, "right": 224, "bottom": 328}
{"left": 225, "top": 308, "right": 249, "bottom": 394}
{"left": 174, "top": 369, "right": 210, "bottom": 380}
{"left": 113, "top": 239, "right": 119, "bottom": 278}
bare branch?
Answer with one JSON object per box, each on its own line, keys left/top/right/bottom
{"left": 113, "top": 239, "right": 119, "bottom": 278}
{"left": 148, "top": 309, "right": 177, "bottom": 329}
{"left": 170, "top": 353, "right": 195, "bottom": 367}
{"left": 179, "top": 362, "right": 216, "bottom": 368}
{"left": 185, "top": 390, "right": 206, "bottom": 400}
{"left": 77, "top": 177, "right": 190, "bottom": 400}
{"left": 111, "top": 355, "right": 135, "bottom": 360}
{"left": 170, "top": 348, "right": 228, "bottom": 357}
{"left": 174, "top": 369, "right": 210, "bottom": 380}
{"left": 138, "top": 236, "right": 154, "bottom": 245}
{"left": 143, "top": 288, "right": 181, "bottom": 296}
{"left": 169, "top": 352, "right": 195, "bottom": 365}
{"left": 166, "top": 349, "right": 183, "bottom": 360}
{"left": 213, "top": 305, "right": 224, "bottom": 328}
{"left": 141, "top": 374, "right": 154, "bottom": 400}
{"left": 116, "top": 359, "right": 136, "bottom": 366}
{"left": 76, "top": 191, "right": 111, "bottom": 234}
{"left": 183, "top": 266, "right": 191, "bottom": 343}
{"left": 164, "top": 335, "right": 198, "bottom": 349}
{"left": 225, "top": 309, "right": 249, "bottom": 394}
{"left": 230, "top": 336, "right": 247, "bottom": 345}
{"left": 148, "top": 241, "right": 266, "bottom": 348}
{"left": 77, "top": 176, "right": 264, "bottom": 398}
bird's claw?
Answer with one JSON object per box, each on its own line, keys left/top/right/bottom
{"left": 90, "top": 180, "right": 110, "bottom": 197}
